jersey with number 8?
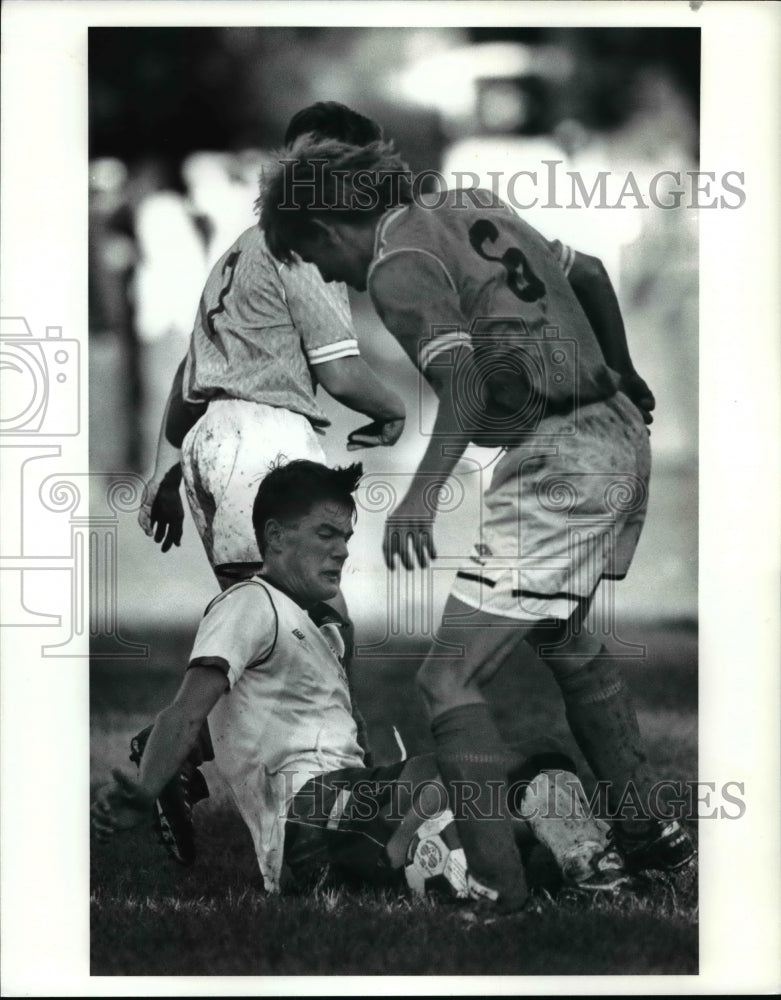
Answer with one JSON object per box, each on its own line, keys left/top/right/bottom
{"left": 367, "top": 190, "right": 619, "bottom": 421}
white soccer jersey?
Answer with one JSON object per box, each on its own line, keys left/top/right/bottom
{"left": 183, "top": 226, "right": 359, "bottom": 428}
{"left": 188, "top": 576, "right": 363, "bottom": 891}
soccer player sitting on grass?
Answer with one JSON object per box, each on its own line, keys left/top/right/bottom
{"left": 132, "top": 104, "right": 405, "bottom": 862}
{"left": 92, "top": 460, "right": 631, "bottom": 904}
{"left": 258, "top": 138, "right": 695, "bottom": 914}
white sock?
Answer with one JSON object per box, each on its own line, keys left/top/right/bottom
{"left": 518, "top": 770, "right": 610, "bottom": 883}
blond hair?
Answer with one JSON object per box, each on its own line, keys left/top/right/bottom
{"left": 257, "top": 136, "right": 412, "bottom": 264}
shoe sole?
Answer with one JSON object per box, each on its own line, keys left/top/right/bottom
{"left": 574, "top": 875, "right": 632, "bottom": 893}
{"left": 653, "top": 848, "right": 697, "bottom": 873}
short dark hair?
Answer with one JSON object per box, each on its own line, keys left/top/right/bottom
{"left": 284, "top": 101, "right": 383, "bottom": 146}
{"left": 258, "top": 136, "right": 412, "bottom": 264}
{"left": 252, "top": 459, "right": 363, "bottom": 555}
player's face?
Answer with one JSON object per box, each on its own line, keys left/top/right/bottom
{"left": 296, "top": 225, "right": 371, "bottom": 291}
{"left": 274, "top": 499, "right": 354, "bottom": 605}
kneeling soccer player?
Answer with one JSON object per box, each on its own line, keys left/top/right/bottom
{"left": 92, "top": 460, "right": 628, "bottom": 903}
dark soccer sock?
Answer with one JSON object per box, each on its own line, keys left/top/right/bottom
{"left": 431, "top": 702, "right": 528, "bottom": 911}
{"left": 549, "top": 647, "right": 656, "bottom": 838}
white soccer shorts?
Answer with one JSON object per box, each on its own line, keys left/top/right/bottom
{"left": 181, "top": 398, "right": 327, "bottom": 574}
{"left": 450, "top": 392, "right": 651, "bottom": 623}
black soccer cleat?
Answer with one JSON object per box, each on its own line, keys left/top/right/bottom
{"left": 616, "top": 819, "right": 696, "bottom": 874}
{"left": 129, "top": 727, "right": 210, "bottom": 867}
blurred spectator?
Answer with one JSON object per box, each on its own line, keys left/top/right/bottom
{"left": 89, "top": 157, "right": 142, "bottom": 469}
{"left": 131, "top": 158, "right": 208, "bottom": 345}
{"left": 181, "top": 151, "right": 260, "bottom": 268}
{"left": 90, "top": 156, "right": 210, "bottom": 470}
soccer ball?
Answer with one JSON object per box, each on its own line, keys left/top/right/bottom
{"left": 404, "top": 810, "right": 469, "bottom": 900}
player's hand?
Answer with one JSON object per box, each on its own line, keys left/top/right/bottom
{"left": 383, "top": 492, "right": 437, "bottom": 571}
{"left": 621, "top": 371, "right": 656, "bottom": 425}
{"left": 138, "top": 465, "right": 184, "bottom": 551}
{"left": 347, "top": 416, "right": 405, "bottom": 451}
{"left": 91, "top": 770, "right": 154, "bottom": 840}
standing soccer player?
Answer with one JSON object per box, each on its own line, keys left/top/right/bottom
{"left": 139, "top": 104, "right": 403, "bottom": 588}
{"left": 259, "top": 137, "right": 694, "bottom": 913}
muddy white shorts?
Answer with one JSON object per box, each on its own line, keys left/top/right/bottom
{"left": 181, "top": 398, "right": 327, "bottom": 575}
{"left": 450, "top": 392, "right": 651, "bottom": 623}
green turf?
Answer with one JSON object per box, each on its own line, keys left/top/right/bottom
{"left": 91, "top": 622, "right": 698, "bottom": 976}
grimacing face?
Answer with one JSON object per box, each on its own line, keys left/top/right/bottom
{"left": 266, "top": 498, "right": 354, "bottom": 606}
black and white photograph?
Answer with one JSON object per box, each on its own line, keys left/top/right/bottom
{"left": 1, "top": 1, "right": 779, "bottom": 994}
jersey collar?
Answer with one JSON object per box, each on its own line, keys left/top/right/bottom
{"left": 256, "top": 573, "right": 348, "bottom": 629}
{"left": 371, "top": 204, "right": 409, "bottom": 262}
{"left": 307, "top": 602, "right": 348, "bottom": 630}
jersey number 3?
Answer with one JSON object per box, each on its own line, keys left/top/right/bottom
{"left": 206, "top": 250, "right": 241, "bottom": 339}
{"left": 469, "top": 219, "right": 546, "bottom": 304}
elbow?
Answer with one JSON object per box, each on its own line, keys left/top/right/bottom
{"left": 569, "top": 252, "right": 611, "bottom": 298}
{"left": 155, "top": 701, "right": 203, "bottom": 737}
{"left": 577, "top": 253, "right": 608, "bottom": 282}
{"left": 154, "top": 703, "right": 180, "bottom": 730}
{"left": 316, "top": 356, "right": 359, "bottom": 399}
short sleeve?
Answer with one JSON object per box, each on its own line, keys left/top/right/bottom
{"left": 279, "top": 262, "right": 359, "bottom": 366}
{"left": 367, "top": 251, "right": 471, "bottom": 378}
{"left": 188, "top": 582, "right": 278, "bottom": 689}
{"left": 545, "top": 238, "right": 576, "bottom": 277}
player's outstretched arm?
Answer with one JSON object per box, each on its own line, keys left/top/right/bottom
{"left": 384, "top": 350, "right": 473, "bottom": 570}
{"left": 567, "top": 252, "right": 655, "bottom": 424}
{"left": 315, "top": 354, "right": 406, "bottom": 450}
{"left": 368, "top": 255, "right": 474, "bottom": 569}
{"left": 139, "top": 356, "right": 204, "bottom": 550}
{"left": 280, "top": 264, "right": 405, "bottom": 448}
{"left": 91, "top": 666, "right": 226, "bottom": 840}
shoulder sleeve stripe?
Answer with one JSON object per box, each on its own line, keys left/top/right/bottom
{"left": 545, "top": 238, "right": 576, "bottom": 278}
{"left": 245, "top": 583, "right": 279, "bottom": 669}
{"left": 419, "top": 330, "right": 472, "bottom": 375}
{"left": 372, "top": 205, "right": 409, "bottom": 256}
{"left": 369, "top": 247, "right": 458, "bottom": 294}
{"left": 306, "top": 339, "right": 360, "bottom": 365}
{"left": 187, "top": 655, "right": 231, "bottom": 677}
{"left": 202, "top": 578, "right": 265, "bottom": 618}
{"left": 559, "top": 244, "right": 575, "bottom": 276}
{"left": 276, "top": 262, "right": 288, "bottom": 301}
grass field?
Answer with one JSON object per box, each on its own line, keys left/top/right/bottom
{"left": 90, "top": 621, "right": 698, "bottom": 977}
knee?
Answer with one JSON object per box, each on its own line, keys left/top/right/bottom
{"left": 537, "top": 634, "right": 604, "bottom": 679}
{"left": 399, "top": 752, "right": 438, "bottom": 780}
{"left": 546, "top": 648, "right": 624, "bottom": 697}
{"left": 415, "top": 659, "right": 443, "bottom": 712}
{"left": 416, "top": 659, "right": 472, "bottom": 718}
